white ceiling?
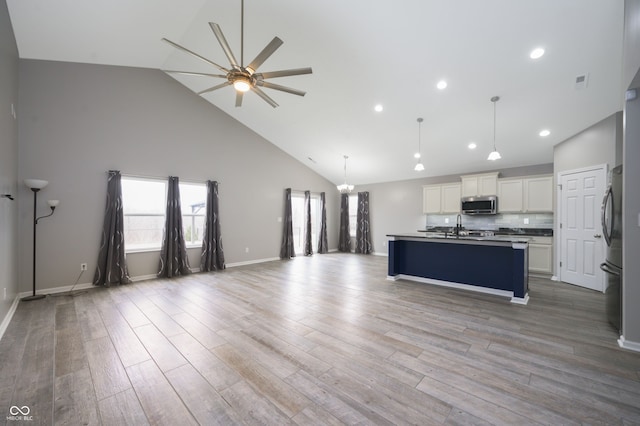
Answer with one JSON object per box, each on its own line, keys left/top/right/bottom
{"left": 7, "top": 0, "right": 625, "bottom": 185}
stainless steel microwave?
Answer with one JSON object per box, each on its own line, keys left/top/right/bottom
{"left": 461, "top": 195, "right": 497, "bottom": 215}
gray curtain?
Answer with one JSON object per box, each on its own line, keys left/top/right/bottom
{"left": 200, "top": 180, "right": 225, "bottom": 272}
{"left": 317, "top": 192, "right": 328, "bottom": 254}
{"left": 355, "top": 191, "right": 373, "bottom": 254}
{"left": 303, "top": 190, "right": 313, "bottom": 256}
{"left": 338, "top": 193, "right": 351, "bottom": 252}
{"left": 158, "top": 176, "right": 192, "bottom": 278}
{"left": 93, "top": 170, "right": 131, "bottom": 286}
{"left": 280, "top": 188, "right": 295, "bottom": 259}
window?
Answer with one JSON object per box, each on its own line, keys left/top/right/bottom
{"left": 349, "top": 194, "right": 358, "bottom": 237}
{"left": 291, "top": 192, "right": 321, "bottom": 255}
{"left": 121, "top": 177, "right": 206, "bottom": 252}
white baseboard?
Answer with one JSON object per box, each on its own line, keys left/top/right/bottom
{"left": 0, "top": 296, "right": 20, "bottom": 342}
{"left": 226, "top": 257, "right": 280, "bottom": 268}
{"left": 18, "top": 281, "right": 95, "bottom": 299}
{"left": 373, "top": 251, "right": 388, "bottom": 257}
{"left": 618, "top": 335, "right": 640, "bottom": 353}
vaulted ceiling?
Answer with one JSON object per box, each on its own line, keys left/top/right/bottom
{"left": 7, "top": 0, "right": 624, "bottom": 185}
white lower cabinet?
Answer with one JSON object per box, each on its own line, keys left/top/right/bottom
{"left": 528, "top": 236, "right": 553, "bottom": 275}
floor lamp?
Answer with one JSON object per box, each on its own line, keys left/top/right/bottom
{"left": 23, "top": 179, "right": 59, "bottom": 302}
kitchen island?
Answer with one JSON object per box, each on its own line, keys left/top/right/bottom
{"left": 387, "top": 233, "right": 529, "bottom": 304}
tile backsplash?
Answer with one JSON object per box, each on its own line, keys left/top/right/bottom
{"left": 425, "top": 213, "right": 553, "bottom": 230}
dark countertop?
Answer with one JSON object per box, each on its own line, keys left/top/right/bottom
{"left": 420, "top": 226, "right": 553, "bottom": 237}
{"left": 388, "top": 232, "right": 529, "bottom": 247}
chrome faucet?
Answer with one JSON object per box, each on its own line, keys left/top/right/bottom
{"left": 455, "top": 214, "right": 463, "bottom": 236}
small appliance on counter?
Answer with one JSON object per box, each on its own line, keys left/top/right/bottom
{"left": 600, "top": 165, "right": 623, "bottom": 332}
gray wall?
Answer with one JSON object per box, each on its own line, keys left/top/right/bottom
{"left": 623, "top": 0, "right": 640, "bottom": 90}
{"left": 0, "top": 1, "right": 19, "bottom": 325}
{"left": 17, "top": 60, "right": 339, "bottom": 292}
{"left": 356, "top": 163, "right": 553, "bottom": 255}
{"left": 622, "top": 0, "right": 640, "bottom": 346}
{"left": 553, "top": 112, "right": 621, "bottom": 174}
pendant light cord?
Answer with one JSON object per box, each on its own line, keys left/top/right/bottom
{"left": 491, "top": 96, "right": 500, "bottom": 151}
{"left": 343, "top": 155, "right": 348, "bottom": 184}
{"left": 493, "top": 100, "right": 497, "bottom": 151}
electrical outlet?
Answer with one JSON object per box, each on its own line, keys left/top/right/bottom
{"left": 80, "top": 263, "right": 87, "bottom": 271}
{"left": 245, "top": 247, "right": 249, "bottom": 253}
{"left": 523, "top": 218, "right": 529, "bottom": 225}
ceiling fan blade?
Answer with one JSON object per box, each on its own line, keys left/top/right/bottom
{"left": 235, "top": 91, "right": 243, "bottom": 107}
{"left": 251, "top": 86, "right": 279, "bottom": 108}
{"left": 162, "top": 38, "right": 229, "bottom": 73}
{"left": 163, "top": 70, "right": 227, "bottom": 78}
{"left": 246, "top": 37, "right": 283, "bottom": 74}
{"left": 257, "top": 81, "right": 306, "bottom": 97}
{"left": 257, "top": 67, "right": 313, "bottom": 79}
{"left": 209, "top": 23, "right": 240, "bottom": 69}
{"left": 197, "top": 81, "right": 232, "bottom": 95}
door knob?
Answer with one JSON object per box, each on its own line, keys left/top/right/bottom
{"left": 594, "top": 234, "right": 602, "bottom": 238}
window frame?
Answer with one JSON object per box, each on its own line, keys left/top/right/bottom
{"left": 121, "top": 176, "right": 207, "bottom": 253}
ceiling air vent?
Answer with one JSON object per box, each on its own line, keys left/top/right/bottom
{"left": 575, "top": 73, "right": 589, "bottom": 90}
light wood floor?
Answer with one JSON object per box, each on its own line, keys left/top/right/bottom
{"left": 1, "top": 253, "right": 639, "bottom": 425}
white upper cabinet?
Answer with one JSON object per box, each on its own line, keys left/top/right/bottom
{"left": 423, "top": 185, "right": 442, "bottom": 214}
{"left": 423, "top": 183, "right": 461, "bottom": 214}
{"left": 524, "top": 175, "right": 553, "bottom": 212}
{"left": 441, "top": 183, "right": 462, "bottom": 213}
{"left": 497, "top": 175, "right": 553, "bottom": 213}
{"left": 461, "top": 172, "right": 499, "bottom": 197}
{"left": 497, "top": 179, "right": 524, "bottom": 212}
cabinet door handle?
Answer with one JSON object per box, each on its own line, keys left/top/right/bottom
{"left": 594, "top": 234, "right": 602, "bottom": 238}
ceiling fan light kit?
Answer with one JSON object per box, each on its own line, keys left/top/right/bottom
{"left": 162, "top": 0, "right": 312, "bottom": 108}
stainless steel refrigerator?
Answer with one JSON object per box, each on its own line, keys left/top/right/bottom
{"left": 601, "top": 165, "right": 623, "bottom": 332}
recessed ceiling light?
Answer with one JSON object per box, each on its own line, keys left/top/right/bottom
{"left": 530, "top": 47, "right": 545, "bottom": 59}
{"left": 436, "top": 80, "right": 447, "bottom": 90}
{"left": 468, "top": 142, "right": 477, "bottom": 149}
{"left": 539, "top": 129, "right": 551, "bottom": 137}
{"left": 374, "top": 104, "right": 383, "bottom": 112}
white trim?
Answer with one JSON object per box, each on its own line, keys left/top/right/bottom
{"left": 373, "top": 251, "right": 388, "bottom": 257}
{"left": 226, "top": 257, "right": 280, "bottom": 268}
{"left": 18, "top": 281, "right": 95, "bottom": 299}
{"left": 0, "top": 296, "right": 21, "bottom": 342}
{"left": 130, "top": 274, "right": 157, "bottom": 282}
{"left": 618, "top": 335, "right": 640, "bottom": 352}
{"left": 392, "top": 274, "right": 528, "bottom": 305}
{"left": 386, "top": 275, "right": 400, "bottom": 281}
{"left": 511, "top": 294, "right": 530, "bottom": 305}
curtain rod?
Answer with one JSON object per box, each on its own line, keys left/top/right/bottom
{"left": 110, "top": 171, "right": 220, "bottom": 184}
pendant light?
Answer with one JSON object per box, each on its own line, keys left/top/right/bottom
{"left": 414, "top": 118, "right": 425, "bottom": 171}
{"left": 337, "top": 155, "right": 355, "bottom": 193}
{"left": 487, "top": 96, "right": 502, "bottom": 161}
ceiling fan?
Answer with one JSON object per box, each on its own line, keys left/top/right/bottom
{"left": 161, "top": 0, "right": 312, "bottom": 108}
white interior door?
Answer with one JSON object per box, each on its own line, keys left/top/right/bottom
{"left": 559, "top": 167, "right": 606, "bottom": 291}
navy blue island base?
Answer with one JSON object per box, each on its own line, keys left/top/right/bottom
{"left": 387, "top": 234, "right": 529, "bottom": 304}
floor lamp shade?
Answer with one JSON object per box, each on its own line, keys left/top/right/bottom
{"left": 24, "top": 179, "right": 49, "bottom": 190}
